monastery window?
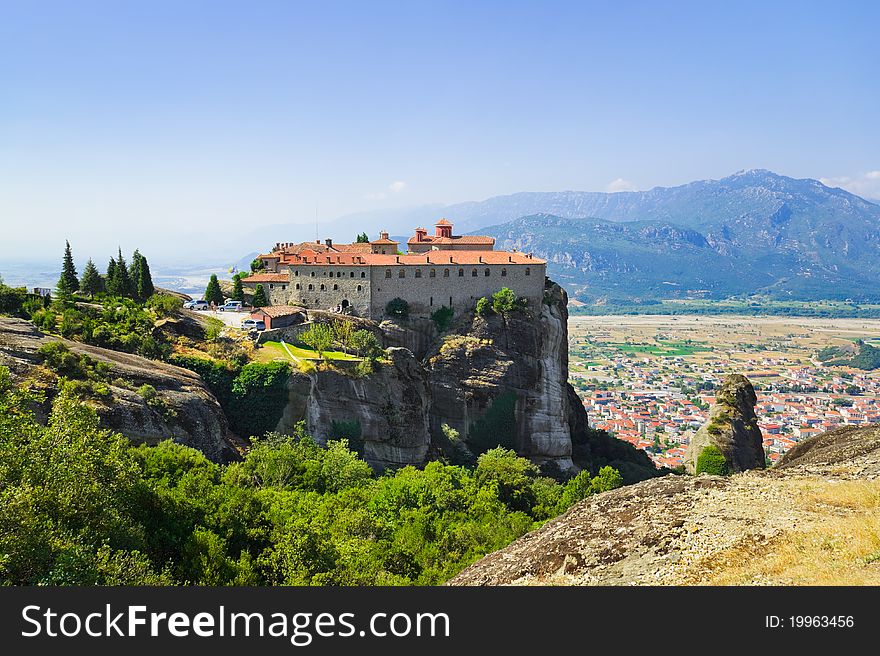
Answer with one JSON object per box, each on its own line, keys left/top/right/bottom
{"left": 471, "top": 269, "right": 477, "bottom": 277}
{"left": 350, "top": 272, "right": 354, "bottom": 278}
{"left": 294, "top": 270, "right": 299, "bottom": 276}
{"left": 296, "top": 284, "right": 301, "bottom": 290}
{"left": 361, "top": 272, "right": 366, "bottom": 278}
{"left": 449, "top": 296, "right": 453, "bottom": 306}
{"left": 320, "top": 284, "right": 325, "bottom": 291}
{"left": 430, "top": 269, "right": 436, "bottom": 278}
{"left": 333, "top": 284, "right": 338, "bottom": 290}
{"left": 385, "top": 269, "right": 392, "bottom": 278}
{"left": 315, "top": 298, "right": 319, "bottom": 305}
{"left": 337, "top": 272, "right": 342, "bottom": 278}
{"left": 458, "top": 269, "right": 464, "bottom": 277}
{"left": 310, "top": 272, "right": 316, "bottom": 277}
{"left": 484, "top": 268, "right": 490, "bottom": 277}
{"left": 501, "top": 268, "right": 507, "bottom": 277}
{"left": 430, "top": 296, "right": 433, "bottom": 306}
{"left": 269, "top": 284, "right": 274, "bottom": 289}
{"left": 443, "top": 269, "right": 449, "bottom": 278}
{"left": 308, "top": 284, "right": 313, "bottom": 291}
{"left": 525, "top": 267, "right": 530, "bottom": 276}
{"left": 415, "top": 269, "right": 422, "bottom": 278}
{"left": 399, "top": 270, "right": 405, "bottom": 278}
{"left": 281, "top": 285, "right": 287, "bottom": 290}
{"left": 357, "top": 285, "right": 362, "bottom": 292}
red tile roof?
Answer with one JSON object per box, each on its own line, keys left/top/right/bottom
{"left": 371, "top": 238, "right": 399, "bottom": 245}
{"left": 243, "top": 273, "right": 289, "bottom": 283}
{"left": 407, "top": 235, "right": 495, "bottom": 245}
{"left": 251, "top": 305, "right": 303, "bottom": 318}
{"left": 435, "top": 218, "right": 452, "bottom": 225}
{"left": 277, "top": 249, "right": 544, "bottom": 266}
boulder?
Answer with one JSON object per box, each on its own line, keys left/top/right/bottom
{"left": 684, "top": 374, "right": 765, "bottom": 474}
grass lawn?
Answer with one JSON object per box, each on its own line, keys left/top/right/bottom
{"left": 256, "top": 340, "right": 360, "bottom": 362}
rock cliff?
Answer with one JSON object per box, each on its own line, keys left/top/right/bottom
{"left": 449, "top": 424, "right": 880, "bottom": 586}
{"left": 0, "top": 317, "right": 239, "bottom": 462}
{"left": 684, "top": 373, "right": 765, "bottom": 474}
{"left": 274, "top": 279, "right": 657, "bottom": 478}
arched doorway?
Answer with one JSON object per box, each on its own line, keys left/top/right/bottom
{"left": 341, "top": 299, "right": 349, "bottom": 310}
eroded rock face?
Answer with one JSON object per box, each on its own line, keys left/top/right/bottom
{"left": 274, "top": 347, "right": 432, "bottom": 470}
{"left": 0, "top": 317, "right": 239, "bottom": 462}
{"left": 684, "top": 373, "right": 765, "bottom": 474}
{"left": 425, "top": 282, "right": 575, "bottom": 471}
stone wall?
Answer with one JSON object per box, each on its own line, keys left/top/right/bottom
{"left": 369, "top": 262, "right": 546, "bottom": 319}
{"left": 284, "top": 265, "right": 372, "bottom": 316}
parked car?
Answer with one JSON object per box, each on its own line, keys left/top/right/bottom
{"left": 183, "top": 299, "right": 210, "bottom": 310}
{"left": 217, "top": 301, "right": 244, "bottom": 312}
{"left": 241, "top": 318, "right": 266, "bottom": 331}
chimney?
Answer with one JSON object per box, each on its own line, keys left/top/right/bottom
{"left": 508, "top": 255, "right": 513, "bottom": 262}
{"left": 325, "top": 238, "right": 333, "bottom": 248}
{"left": 396, "top": 255, "right": 400, "bottom": 263}
{"left": 380, "top": 230, "right": 389, "bottom": 240}
{"left": 449, "top": 256, "right": 454, "bottom": 263}
{"left": 478, "top": 255, "right": 483, "bottom": 263}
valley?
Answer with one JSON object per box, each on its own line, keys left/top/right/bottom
{"left": 569, "top": 314, "right": 880, "bottom": 469}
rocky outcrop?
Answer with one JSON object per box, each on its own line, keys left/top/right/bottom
{"left": 449, "top": 424, "right": 880, "bottom": 586}
{"left": 274, "top": 348, "right": 432, "bottom": 470}
{"left": 684, "top": 374, "right": 765, "bottom": 474}
{"left": 425, "top": 282, "right": 575, "bottom": 471}
{"left": 0, "top": 317, "right": 239, "bottom": 462}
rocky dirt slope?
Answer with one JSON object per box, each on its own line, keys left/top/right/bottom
{"left": 0, "top": 317, "right": 240, "bottom": 462}
{"left": 449, "top": 425, "right": 880, "bottom": 586}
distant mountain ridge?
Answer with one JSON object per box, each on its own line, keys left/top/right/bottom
{"left": 475, "top": 170, "right": 880, "bottom": 301}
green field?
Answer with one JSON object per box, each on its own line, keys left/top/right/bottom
{"left": 606, "top": 340, "right": 711, "bottom": 357}
{"left": 570, "top": 298, "right": 880, "bottom": 318}
{"left": 257, "top": 340, "right": 360, "bottom": 362}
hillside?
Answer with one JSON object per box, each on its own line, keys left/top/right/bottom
{"left": 449, "top": 425, "right": 880, "bottom": 586}
{"left": 478, "top": 171, "right": 880, "bottom": 301}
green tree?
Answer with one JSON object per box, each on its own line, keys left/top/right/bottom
{"left": 250, "top": 258, "right": 266, "bottom": 272}
{"left": 231, "top": 275, "right": 245, "bottom": 303}
{"left": 491, "top": 287, "right": 516, "bottom": 315}
{"left": 251, "top": 284, "right": 268, "bottom": 308}
{"left": 355, "top": 232, "right": 370, "bottom": 243}
{"left": 331, "top": 320, "right": 354, "bottom": 353}
{"left": 205, "top": 274, "right": 225, "bottom": 305}
{"left": 300, "top": 323, "right": 334, "bottom": 358}
{"left": 476, "top": 297, "right": 491, "bottom": 315}
{"left": 385, "top": 297, "right": 409, "bottom": 319}
{"left": 135, "top": 252, "right": 155, "bottom": 301}
{"left": 350, "top": 329, "right": 382, "bottom": 359}
{"left": 79, "top": 259, "right": 103, "bottom": 297}
{"left": 57, "top": 240, "right": 79, "bottom": 296}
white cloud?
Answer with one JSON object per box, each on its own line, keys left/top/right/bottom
{"left": 365, "top": 180, "right": 406, "bottom": 201}
{"left": 605, "top": 177, "right": 636, "bottom": 193}
{"left": 820, "top": 171, "right": 880, "bottom": 200}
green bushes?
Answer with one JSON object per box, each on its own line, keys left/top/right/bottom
{"left": 0, "top": 368, "right": 626, "bottom": 586}
{"left": 476, "top": 297, "right": 491, "bottom": 315}
{"left": 430, "top": 305, "right": 454, "bottom": 332}
{"left": 695, "top": 444, "right": 731, "bottom": 476}
{"left": 169, "top": 355, "right": 290, "bottom": 438}
{"left": 385, "top": 297, "right": 409, "bottom": 319}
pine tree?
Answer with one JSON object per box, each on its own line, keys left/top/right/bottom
{"left": 231, "top": 275, "right": 244, "bottom": 302}
{"left": 106, "top": 258, "right": 119, "bottom": 295}
{"left": 79, "top": 259, "right": 103, "bottom": 297}
{"left": 252, "top": 284, "right": 268, "bottom": 308}
{"left": 130, "top": 249, "right": 143, "bottom": 295}
{"left": 205, "top": 274, "right": 224, "bottom": 305}
{"left": 135, "top": 253, "right": 155, "bottom": 300}
{"left": 356, "top": 232, "right": 370, "bottom": 243}
{"left": 114, "top": 248, "right": 133, "bottom": 298}
{"left": 57, "top": 241, "right": 79, "bottom": 296}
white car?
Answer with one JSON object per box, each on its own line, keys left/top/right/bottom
{"left": 241, "top": 319, "right": 266, "bottom": 331}
{"left": 183, "top": 299, "right": 210, "bottom": 310}
{"left": 218, "top": 301, "right": 244, "bottom": 312}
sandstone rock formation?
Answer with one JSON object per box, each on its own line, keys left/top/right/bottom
{"left": 0, "top": 317, "right": 239, "bottom": 462}
{"left": 275, "top": 347, "right": 432, "bottom": 470}
{"left": 449, "top": 424, "right": 880, "bottom": 586}
{"left": 684, "top": 373, "right": 765, "bottom": 474}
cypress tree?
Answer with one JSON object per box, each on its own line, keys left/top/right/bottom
{"left": 252, "top": 284, "right": 268, "bottom": 308}
{"left": 130, "top": 249, "right": 143, "bottom": 296}
{"left": 231, "top": 275, "right": 244, "bottom": 302}
{"left": 79, "top": 259, "right": 103, "bottom": 297}
{"left": 115, "top": 248, "right": 133, "bottom": 298}
{"left": 205, "top": 274, "right": 224, "bottom": 305}
{"left": 57, "top": 241, "right": 79, "bottom": 296}
{"left": 136, "top": 253, "right": 155, "bottom": 300}
{"left": 106, "top": 257, "right": 119, "bottom": 296}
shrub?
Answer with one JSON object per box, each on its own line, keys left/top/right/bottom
{"left": 137, "top": 384, "right": 158, "bottom": 403}
{"left": 491, "top": 287, "right": 517, "bottom": 315}
{"left": 695, "top": 444, "right": 730, "bottom": 476}
{"left": 430, "top": 305, "right": 454, "bottom": 332}
{"left": 350, "top": 329, "right": 383, "bottom": 360}
{"left": 385, "top": 297, "right": 409, "bottom": 319}
{"left": 476, "top": 297, "right": 491, "bottom": 315}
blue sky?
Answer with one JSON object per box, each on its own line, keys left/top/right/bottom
{"left": 1, "top": 0, "right": 879, "bottom": 263}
